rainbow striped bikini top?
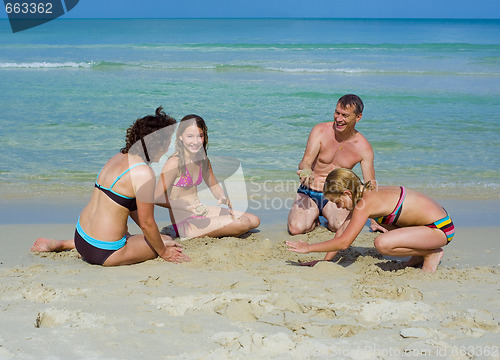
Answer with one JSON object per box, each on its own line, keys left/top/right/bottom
{"left": 373, "top": 186, "right": 406, "bottom": 225}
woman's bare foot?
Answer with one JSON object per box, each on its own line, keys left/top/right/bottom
{"left": 421, "top": 249, "right": 444, "bottom": 273}
{"left": 31, "top": 238, "right": 65, "bottom": 252}
{"left": 404, "top": 255, "right": 424, "bottom": 267}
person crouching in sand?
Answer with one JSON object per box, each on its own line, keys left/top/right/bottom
{"left": 286, "top": 168, "right": 455, "bottom": 273}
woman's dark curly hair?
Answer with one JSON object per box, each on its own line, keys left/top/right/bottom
{"left": 121, "top": 106, "right": 177, "bottom": 159}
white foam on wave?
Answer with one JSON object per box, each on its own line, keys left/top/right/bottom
{"left": 264, "top": 66, "right": 368, "bottom": 73}
{"left": 0, "top": 61, "right": 93, "bottom": 69}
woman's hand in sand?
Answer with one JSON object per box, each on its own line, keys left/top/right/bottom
{"left": 160, "top": 235, "right": 184, "bottom": 248}
{"left": 286, "top": 240, "right": 310, "bottom": 254}
{"left": 159, "top": 243, "right": 191, "bottom": 263}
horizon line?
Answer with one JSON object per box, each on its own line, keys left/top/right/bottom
{"left": 1, "top": 17, "right": 500, "bottom": 20}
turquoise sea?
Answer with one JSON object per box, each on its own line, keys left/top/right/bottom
{"left": 1, "top": 19, "right": 499, "bottom": 205}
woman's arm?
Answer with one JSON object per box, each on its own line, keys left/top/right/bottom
{"left": 299, "top": 216, "right": 352, "bottom": 267}
{"left": 287, "top": 206, "right": 369, "bottom": 254}
{"left": 322, "top": 214, "right": 352, "bottom": 260}
{"left": 134, "top": 166, "right": 187, "bottom": 262}
{"left": 135, "top": 167, "right": 168, "bottom": 253}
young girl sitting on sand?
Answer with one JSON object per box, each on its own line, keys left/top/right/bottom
{"left": 286, "top": 168, "right": 455, "bottom": 273}
{"left": 156, "top": 114, "right": 260, "bottom": 239}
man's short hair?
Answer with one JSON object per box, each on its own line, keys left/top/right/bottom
{"left": 338, "top": 94, "right": 364, "bottom": 115}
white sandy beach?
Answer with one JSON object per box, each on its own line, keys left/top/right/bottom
{"left": 0, "top": 221, "right": 499, "bottom": 359}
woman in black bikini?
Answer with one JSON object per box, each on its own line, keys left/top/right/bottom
{"left": 32, "top": 107, "right": 191, "bottom": 266}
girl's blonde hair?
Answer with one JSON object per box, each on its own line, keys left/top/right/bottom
{"left": 323, "top": 168, "right": 374, "bottom": 205}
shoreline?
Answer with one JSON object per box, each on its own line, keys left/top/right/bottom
{"left": 2, "top": 195, "right": 500, "bottom": 228}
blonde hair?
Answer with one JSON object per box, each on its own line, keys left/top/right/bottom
{"left": 323, "top": 168, "right": 374, "bottom": 205}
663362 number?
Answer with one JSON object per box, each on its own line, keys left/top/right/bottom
{"left": 5, "top": 2, "right": 53, "bottom": 14}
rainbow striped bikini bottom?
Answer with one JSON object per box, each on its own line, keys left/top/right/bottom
{"left": 426, "top": 212, "right": 455, "bottom": 243}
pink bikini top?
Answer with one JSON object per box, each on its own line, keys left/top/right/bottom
{"left": 173, "top": 165, "right": 203, "bottom": 188}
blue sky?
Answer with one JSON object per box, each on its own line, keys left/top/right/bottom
{"left": 1, "top": 0, "right": 500, "bottom": 19}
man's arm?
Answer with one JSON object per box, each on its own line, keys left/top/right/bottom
{"left": 297, "top": 125, "right": 322, "bottom": 186}
{"left": 299, "top": 124, "right": 322, "bottom": 170}
{"left": 357, "top": 138, "right": 384, "bottom": 231}
{"left": 359, "top": 140, "right": 376, "bottom": 184}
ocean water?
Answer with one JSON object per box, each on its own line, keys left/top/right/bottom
{"left": 0, "top": 19, "right": 499, "bottom": 201}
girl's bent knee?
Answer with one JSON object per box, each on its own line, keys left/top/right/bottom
{"left": 374, "top": 236, "right": 390, "bottom": 254}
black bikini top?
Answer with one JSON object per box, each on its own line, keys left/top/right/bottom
{"left": 94, "top": 163, "right": 148, "bottom": 212}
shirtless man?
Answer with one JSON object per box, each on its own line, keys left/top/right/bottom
{"left": 287, "top": 94, "right": 376, "bottom": 241}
